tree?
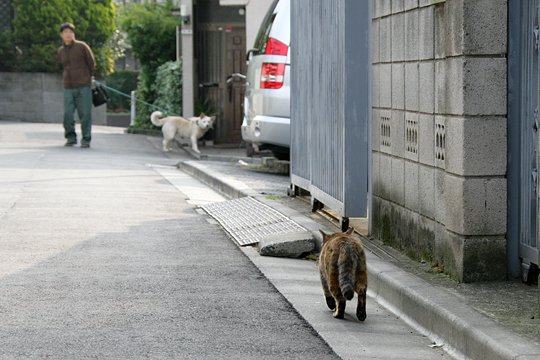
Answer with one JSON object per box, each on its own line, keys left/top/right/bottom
{"left": 0, "top": 0, "right": 116, "bottom": 75}
{"left": 119, "top": 0, "right": 179, "bottom": 128}
{"left": 119, "top": 1, "right": 177, "bottom": 71}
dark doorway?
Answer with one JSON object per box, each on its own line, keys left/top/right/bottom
{"left": 195, "top": 0, "right": 246, "bottom": 145}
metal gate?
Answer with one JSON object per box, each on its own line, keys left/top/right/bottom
{"left": 290, "top": 0, "right": 370, "bottom": 231}
{"left": 508, "top": 0, "right": 539, "bottom": 280}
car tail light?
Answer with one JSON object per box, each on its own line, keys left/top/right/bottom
{"left": 260, "top": 63, "right": 285, "bottom": 89}
{"left": 264, "top": 37, "right": 289, "bottom": 56}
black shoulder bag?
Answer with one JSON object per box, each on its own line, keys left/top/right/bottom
{"left": 92, "top": 83, "right": 109, "bottom": 107}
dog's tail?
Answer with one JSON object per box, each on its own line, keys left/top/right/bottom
{"left": 150, "top": 111, "right": 165, "bottom": 127}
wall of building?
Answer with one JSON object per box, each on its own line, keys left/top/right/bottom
{"left": 0, "top": 72, "right": 106, "bottom": 125}
{"left": 371, "top": 0, "right": 507, "bottom": 282}
{"left": 218, "top": 0, "right": 274, "bottom": 50}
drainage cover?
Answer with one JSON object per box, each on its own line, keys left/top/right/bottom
{"left": 201, "top": 197, "right": 307, "bottom": 246}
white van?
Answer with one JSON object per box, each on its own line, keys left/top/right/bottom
{"left": 241, "top": 0, "right": 290, "bottom": 159}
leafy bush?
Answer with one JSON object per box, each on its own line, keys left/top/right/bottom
{"left": 0, "top": 31, "right": 16, "bottom": 71}
{"left": 131, "top": 61, "right": 182, "bottom": 130}
{"left": 118, "top": 1, "right": 177, "bottom": 75}
{"left": 153, "top": 60, "right": 182, "bottom": 116}
{"left": 131, "top": 68, "right": 157, "bottom": 129}
{"left": 105, "top": 70, "right": 138, "bottom": 112}
{"left": 1, "top": 0, "right": 116, "bottom": 76}
{"left": 119, "top": 0, "right": 179, "bottom": 128}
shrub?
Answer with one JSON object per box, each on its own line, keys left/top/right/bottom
{"left": 0, "top": 31, "right": 16, "bottom": 71}
{"left": 119, "top": 0, "right": 179, "bottom": 128}
{"left": 131, "top": 67, "right": 157, "bottom": 129}
{"left": 105, "top": 70, "right": 138, "bottom": 112}
{"left": 130, "top": 61, "right": 182, "bottom": 130}
{"left": 153, "top": 60, "right": 182, "bottom": 116}
{"left": 1, "top": 0, "right": 116, "bottom": 76}
{"left": 118, "top": 1, "right": 177, "bottom": 74}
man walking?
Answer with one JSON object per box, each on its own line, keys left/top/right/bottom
{"left": 57, "top": 22, "right": 95, "bottom": 148}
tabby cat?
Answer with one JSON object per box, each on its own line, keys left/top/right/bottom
{"left": 319, "top": 228, "right": 368, "bottom": 321}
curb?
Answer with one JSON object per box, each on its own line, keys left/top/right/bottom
{"left": 177, "top": 161, "right": 331, "bottom": 246}
{"left": 180, "top": 146, "right": 263, "bottom": 165}
{"left": 177, "top": 160, "right": 256, "bottom": 199}
{"left": 124, "top": 127, "right": 162, "bottom": 136}
{"left": 367, "top": 257, "right": 540, "bottom": 360}
{"left": 178, "top": 160, "right": 540, "bottom": 360}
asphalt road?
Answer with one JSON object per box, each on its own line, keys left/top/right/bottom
{"left": 0, "top": 121, "right": 339, "bottom": 359}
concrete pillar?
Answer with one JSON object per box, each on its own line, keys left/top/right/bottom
{"left": 181, "top": 0, "right": 194, "bottom": 118}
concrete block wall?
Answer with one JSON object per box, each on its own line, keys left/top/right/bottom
{"left": 371, "top": 0, "right": 508, "bottom": 282}
{"left": 0, "top": 72, "right": 106, "bottom": 125}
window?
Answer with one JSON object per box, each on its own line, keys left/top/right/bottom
{"left": 253, "top": 0, "right": 279, "bottom": 52}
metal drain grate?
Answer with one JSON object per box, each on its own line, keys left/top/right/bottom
{"left": 201, "top": 197, "right": 306, "bottom": 246}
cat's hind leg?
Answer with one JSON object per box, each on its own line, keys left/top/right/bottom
{"left": 356, "top": 288, "right": 367, "bottom": 321}
{"left": 328, "top": 273, "right": 346, "bottom": 319}
{"left": 320, "top": 271, "right": 336, "bottom": 311}
{"left": 334, "top": 299, "right": 346, "bottom": 319}
{"left": 355, "top": 266, "right": 368, "bottom": 321}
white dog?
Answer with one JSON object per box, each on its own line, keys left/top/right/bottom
{"left": 150, "top": 111, "right": 214, "bottom": 153}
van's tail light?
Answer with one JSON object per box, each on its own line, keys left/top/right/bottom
{"left": 264, "top": 37, "right": 289, "bottom": 56}
{"left": 260, "top": 63, "right": 285, "bottom": 89}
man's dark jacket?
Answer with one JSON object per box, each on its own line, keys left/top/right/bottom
{"left": 57, "top": 40, "right": 95, "bottom": 89}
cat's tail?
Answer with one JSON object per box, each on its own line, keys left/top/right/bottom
{"left": 338, "top": 245, "right": 356, "bottom": 300}
{"left": 151, "top": 111, "right": 165, "bottom": 127}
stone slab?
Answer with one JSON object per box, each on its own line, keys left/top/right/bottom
{"left": 258, "top": 231, "right": 315, "bottom": 258}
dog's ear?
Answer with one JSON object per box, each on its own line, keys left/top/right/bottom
{"left": 199, "top": 112, "right": 206, "bottom": 118}
{"left": 345, "top": 227, "right": 354, "bottom": 235}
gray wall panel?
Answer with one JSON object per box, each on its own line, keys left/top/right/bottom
{"left": 291, "top": 0, "right": 370, "bottom": 219}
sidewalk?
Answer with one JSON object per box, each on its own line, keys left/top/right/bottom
{"left": 174, "top": 144, "right": 540, "bottom": 360}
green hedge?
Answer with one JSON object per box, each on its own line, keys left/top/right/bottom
{"left": 153, "top": 60, "right": 182, "bottom": 116}
{"left": 131, "top": 60, "right": 182, "bottom": 129}
{"left": 119, "top": 0, "right": 178, "bottom": 129}
{"left": 105, "top": 71, "right": 138, "bottom": 112}
{"left": 0, "top": 0, "right": 116, "bottom": 76}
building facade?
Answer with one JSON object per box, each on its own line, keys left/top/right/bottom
{"left": 291, "top": 0, "right": 539, "bottom": 283}
{"left": 179, "top": 0, "right": 273, "bottom": 144}
{"left": 371, "top": 0, "right": 508, "bottom": 282}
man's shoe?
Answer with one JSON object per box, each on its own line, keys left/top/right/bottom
{"left": 81, "top": 143, "right": 90, "bottom": 148}
{"left": 64, "top": 141, "right": 76, "bottom": 147}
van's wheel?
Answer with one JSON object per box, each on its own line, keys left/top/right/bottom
{"left": 268, "top": 146, "right": 290, "bottom": 161}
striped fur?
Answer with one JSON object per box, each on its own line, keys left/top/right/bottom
{"left": 319, "top": 228, "right": 368, "bottom": 321}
